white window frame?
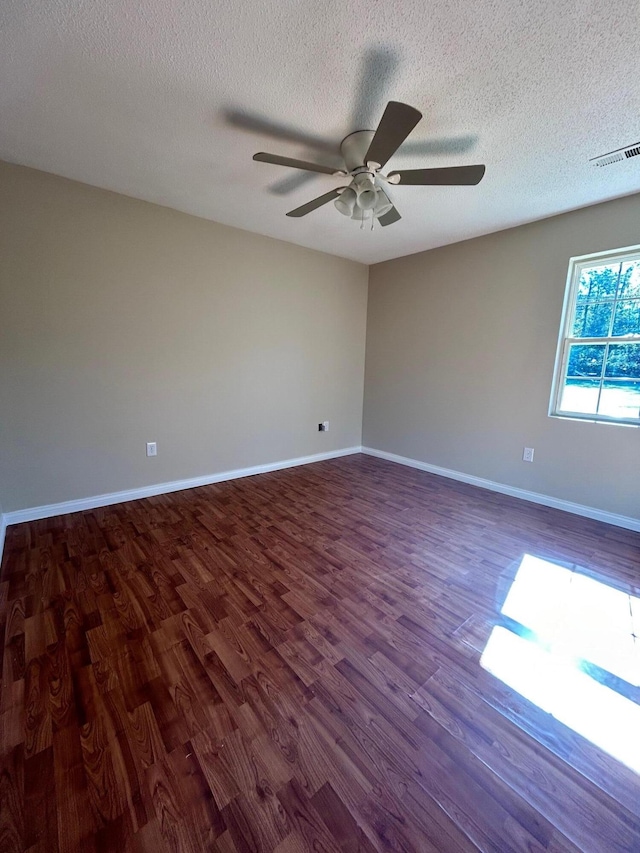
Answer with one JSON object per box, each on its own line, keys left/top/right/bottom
{"left": 550, "top": 243, "right": 640, "bottom": 427}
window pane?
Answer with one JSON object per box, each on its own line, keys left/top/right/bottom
{"left": 618, "top": 261, "right": 640, "bottom": 299}
{"left": 560, "top": 379, "right": 599, "bottom": 415}
{"left": 577, "top": 264, "right": 620, "bottom": 302}
{"left": 598, "top": 380, "right": 640, "bottom": 420}
{"left": 604, "top": 343, "right": 640, "bottom": 379}
{"left": 566, "top": 343, "right": 605, "bottom": 377}
{"left": 572, "top": 303, "right": 613, "bottom": 338}
{"left": 612, "top": 300, "right": 640, "bottom": 337}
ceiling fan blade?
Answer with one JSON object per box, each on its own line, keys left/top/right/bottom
{"left": 254, "top": 152, "right": 341, "bottom": 175}
{"left": 388, "top": 164, "right": 486, "bottom": 185}
{"left": 286, "top": 188, "right": 344, "bottom": 217}
{"left": 365, "top": 101, "right": 422, "bottom": 169}
{"left": 378, "top": 206, "right": 402, "bottom": 227}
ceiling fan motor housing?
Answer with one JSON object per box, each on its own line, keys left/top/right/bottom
{"left": 340, "top": 130, "right": 376, "bottom": 172}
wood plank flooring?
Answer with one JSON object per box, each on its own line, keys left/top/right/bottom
{"left": 1, "top": 454, "right": 639, "bottom": 852}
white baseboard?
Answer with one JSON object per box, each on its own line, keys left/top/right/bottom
{"left": 4, "top": 443, "right": 636, "bottom": 563}
{"left": 362, "top": 446, "right": 640, "bottom": 533}
{"left": 3, "top": 446, "right": 362, "bottom": 528}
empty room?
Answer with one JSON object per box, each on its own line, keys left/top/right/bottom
{"left": 1, "top": 0, "right": 639, "bottom": 850}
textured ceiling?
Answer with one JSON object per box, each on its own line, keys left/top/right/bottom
{"left": 1, "top": 0, "right": 639, "bottom": 264}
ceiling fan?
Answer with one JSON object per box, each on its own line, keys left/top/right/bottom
{"left": 253, "top": 101, "right": 485, "bottom": 227}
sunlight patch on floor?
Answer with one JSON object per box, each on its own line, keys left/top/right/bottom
{"left": 481, "top": 554, "right": 640, "bottom": 773}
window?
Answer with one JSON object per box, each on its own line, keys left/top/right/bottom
{"left": 551, "top": 245, "right": 640, "bottom": 426}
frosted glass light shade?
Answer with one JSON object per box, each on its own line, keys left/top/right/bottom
{"left": 334, "top": 186, "right": 357, "bottom": 216}
{"left": 351, "top": 207, "right": 373, "bottom": 220}
{"left": 357, "top": 189, "right": 377, "bottom": 210}
{"left": 373, "top": 189, "right": 393, "bottom": 218}
{"left": 353, "top": 174, "right": 377, "bottom": 210}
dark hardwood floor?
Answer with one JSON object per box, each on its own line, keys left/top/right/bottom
{"left": 1, "top": 454, "right": 639, "bottom": 852}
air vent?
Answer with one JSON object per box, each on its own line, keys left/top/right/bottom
{"left": 591, "top": 142, "right": 640, "bottom": 167}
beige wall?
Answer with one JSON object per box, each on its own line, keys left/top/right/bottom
{"left": 0, "top": 161, "right": 368, "bottom": 513}
{"left": 3, "top": 157, "right": 639, "bottom": 521}
{"left": 364, "top": 194, "right": 640, "bottom": 520}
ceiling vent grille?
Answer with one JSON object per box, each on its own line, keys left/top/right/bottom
{"left": 591, "top": 142, "right": 640, "bottom": 167}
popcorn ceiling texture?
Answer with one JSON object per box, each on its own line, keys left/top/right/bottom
{"left": 0, "top": 0, "right": 639, "bottom": 263}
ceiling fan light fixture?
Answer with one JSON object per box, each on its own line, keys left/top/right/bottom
{"left": 334, "top": 186, "right": 357, "bottom": 216}
{"left": 357, "top": 189, "right": 377, "bottom": 210}
{"left": 255, "top": 100, "right": 485, "bottom": 229}
{"left": 353, "top": 173, "right": 377, "bottom": 210}
{"left": 373, "top": 188, "right": 393, "bottom": 218}
{"left": 351, "top": 207, "right": 373, "bottom": 221}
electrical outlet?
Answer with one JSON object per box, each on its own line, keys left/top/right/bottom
{"left": 146, "top": 442, "right": 157, "bottom": 457}
{"left": 523, "top": 447, "right": 534, "bottom": 462}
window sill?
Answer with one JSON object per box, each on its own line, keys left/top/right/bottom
{"left": 549, "top": 412, "right": 640, "bottom": 428}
